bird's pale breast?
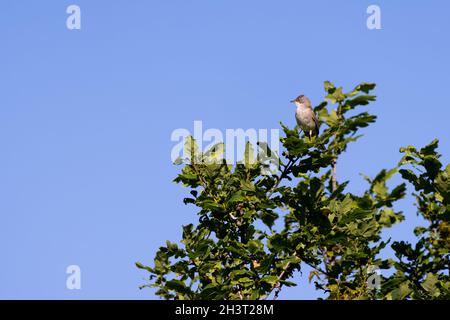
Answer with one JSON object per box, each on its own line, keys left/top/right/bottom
{"left": 295, "top": 106, "right": 316, "bottom": 131}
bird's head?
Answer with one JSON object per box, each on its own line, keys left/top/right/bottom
{"left": 290, "top": 94, "right": 311, "bottom": 108}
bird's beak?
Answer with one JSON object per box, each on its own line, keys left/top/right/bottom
{"left": 290, "top": 99, "right": 295, "bottom": 103}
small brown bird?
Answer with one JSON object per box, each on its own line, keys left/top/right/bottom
{"left": 291, "top": 94, "right": 319, "bottom": 139}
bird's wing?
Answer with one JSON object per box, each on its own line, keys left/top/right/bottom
{"left": 312, "top": 111, "right": 319, "bottom": 135}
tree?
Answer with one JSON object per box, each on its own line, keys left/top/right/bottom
{"left": 136, "top": 81, "right": 450, "bottom": 300}
{"left": 382, "top": 141, "right": 450, "bottom": 299}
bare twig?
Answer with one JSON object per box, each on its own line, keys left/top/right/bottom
{"left": 331, "top": 160, "right": 337, "bottom": 192}
{"left": 266, "top": 157, "right": 299, "bottom": 198}
{"left": 271, "top": 253, "right": 298, "bottom": 300}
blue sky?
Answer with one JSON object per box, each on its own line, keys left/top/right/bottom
{"left": 0, "top": 1, "right": 449, "bottom": 299}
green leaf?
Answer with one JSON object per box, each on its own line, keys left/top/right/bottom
{"left": 260, "top": 210, "right": 278, "bottom": 228}
{"left": 173, "top": 156, "right": 183, "bottom": 165}
{"left": 325, "top": 87, "right": 346, "bottom": 104}
{"left": 327, "top": 109, "right": 339, "bottom": 126}
{"left": 324, "top": 81, "right": 336, "bottom": 93}
{"left": 251, "top": 289, "right": 261, "bottom": 300}
{"left": 199, "top": 199, "right": 224, "bottom": 212}
{"left": 343, "top": 95, "right": 376, "bottom": 112}
{"left": 373, "top": 181, "right": 388, "bottom": 197}
{"left": 280, "top": 280, "right": 297, "bottom": 287}
{"left": 236, "top": 277, "right": 254, "bottom": 287}
{"left": 135, "top": 262, "right": 152, "bottom": 272}
{"left": 244, "top": 141, "right": 256, "bottom": 167}
{"left": 228, "top": 190, "right": 246, "bottom": 204}
{"left": 436, "top": 164, "right": 450, "bottom": 201}
{"left": 282, "top": 256, "right": 301, "bottom": 265}
{"left": 332, "top": 194, "right": 355, "bottom": 215}
{"left": 385, "top": 281, "right": 412, "bottom": 300}
{"left": 422, "top": 273, "right": 439, "bottom": 295}
{"left": 204, "top": 142, "right": 225, "bottom": 164}
{"left": 355, "top": 83, "right": 376, "bottom": 94}
{"left": 345, "top": 112, "right": 377, "bottom": 131}
{"left": 420, "top": 139, "right": 439, "bottom": 156}
{"left": 184, "top": 136, "right": 200, "bottom": 163}
{"left": 339, "top": 208, "right": 374, "bottom": 225}
{"left": 261, "top": 275, "right": 279, "bottom": 286}
{"left": 268, "top": 234, "right": 287, "bottom": 252}
{"left": 399, "top": 169, "right": 418, "bottom": 186}
{"left": 230, "top": 269, "right": 254, "bottom": 279}
{"left": 247, "top": 240, "right": 264, "bottom": 254}
{"left": 240, "top": 180, "right": 256, "bottom": 192}
{"left": 200, "top": 283, "right": 220, "bottom": 299}
{"left": 165, "top": 279, "right": 191, "bottom": 294}
{"left": 314, "top": 101, "right": 328, "bottom": 112}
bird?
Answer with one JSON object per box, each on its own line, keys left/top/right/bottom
{"left": 291, "top": 94, "right": 319, "bottom": 139}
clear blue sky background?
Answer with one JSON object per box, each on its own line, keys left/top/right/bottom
{"left": 1, "top": 1, "right": 449, "bottom": 299}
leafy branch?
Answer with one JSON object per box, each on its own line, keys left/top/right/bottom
{"left": 137, "top": 81, "right": 449, "bottom": 300}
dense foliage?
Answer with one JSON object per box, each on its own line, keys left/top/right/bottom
{"left": 137, "top": 81, "right": 449, "bottom": 300}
